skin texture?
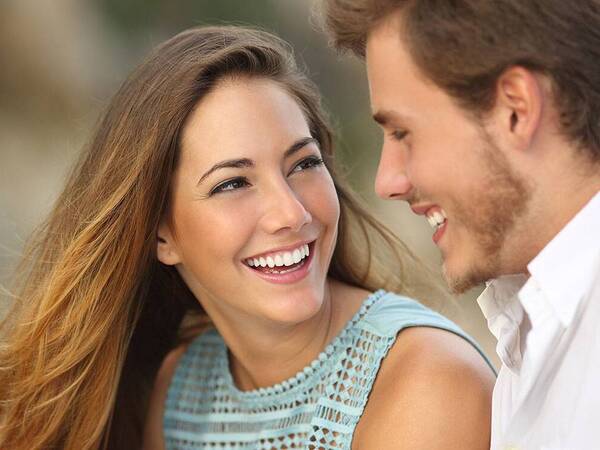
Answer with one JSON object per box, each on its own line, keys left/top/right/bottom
{"left": 365, "top": 11, "right": 600, "bottom": 292}
{"left": 143, "top": 76, "right": 495, "bottom": 450}
{"left": 353, "top": 327, "right": 494, "bottom": 449}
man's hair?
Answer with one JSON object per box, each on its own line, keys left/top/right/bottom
{"left": 322, "top": 0, "right": 600, "bottom": 161}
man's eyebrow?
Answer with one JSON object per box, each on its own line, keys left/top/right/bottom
{"left": 196, "top": 137, "right": 318, "bottom": 186}
{"left": 372, "top": 109, "right": 406, "bottom": 126}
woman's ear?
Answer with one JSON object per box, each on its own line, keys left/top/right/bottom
{"left": 491, "top": 66, "right": 544, "bottom": 152}
{"left": 157, "top": 221, "right": 181, "bottom": 266}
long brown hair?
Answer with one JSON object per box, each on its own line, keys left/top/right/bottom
{"left": 321, "top": 0, "right": 600, "bottom": 161}
{"left": 0, "top": 25, "right": 443, "bottom": 450}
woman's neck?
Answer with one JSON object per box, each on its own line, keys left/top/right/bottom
{"left": 229, "top": 297, "right": 334, "bottom": 390}
{"left": 213, "top": 280, "right": 368, "bottom": 391}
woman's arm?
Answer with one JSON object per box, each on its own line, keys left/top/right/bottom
{"left": 354, "top": 326, "right": 495, "bottom": 449}
{"left": 142, "top": 346, "right": 187, "bottom": 450}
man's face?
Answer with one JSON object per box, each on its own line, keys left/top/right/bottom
{"left": 365, "top": 15, "right": 531, "bottom": 293}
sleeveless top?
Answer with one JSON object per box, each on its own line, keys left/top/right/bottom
{"left": 163, "top": 290, "right": 493, "bottom": 449}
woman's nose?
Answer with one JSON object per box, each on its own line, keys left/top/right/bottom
{"left": 260, "top": 181, "right": 312, "bottom": 234}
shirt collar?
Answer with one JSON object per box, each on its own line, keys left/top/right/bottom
{"left": 477, "top": 191, "right": 600, "bottom": 368}
{"left": 478, "top": 275, "right": 528, "bottom": 327}
{"left": 526, "top": 191, "right": 600, "bottom": 327}
{"left": 478, "top": 274, "right": 528, "bottom": 370}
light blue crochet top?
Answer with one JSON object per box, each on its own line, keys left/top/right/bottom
{"left": 163, "top": 290, "right": 493, "bottom": 449}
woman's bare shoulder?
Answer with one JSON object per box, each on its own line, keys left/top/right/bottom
{"left": 354, "top": 326, "right": 495, "bottom": 450}
{"left": 142, "top": 345, "right": 188, "bottom": 450}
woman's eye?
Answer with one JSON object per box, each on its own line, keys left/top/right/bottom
{"left": 210, "top": 177, "right": 250, "bottom": 195}
{"left": 291, "top": 156, "right": 324, "bottom": 174}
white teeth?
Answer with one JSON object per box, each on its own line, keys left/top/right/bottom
{"left": 246, "top": 243, "right": 311, "bottom": 268}
{"left": 426, "top": 209, "right": 447, "bottom": 230}
{"left": 426, "top": 215, "right": 434, "bottom": 227}
{"left": 282, "top": 252, "right": 293, "bottom": 266}
{"left": 292, "top": 249, "right": 301, "bottom": 264}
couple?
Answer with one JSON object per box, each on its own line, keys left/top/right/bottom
{"left": 1, "top": 1, "right": 598, "bottom": 449}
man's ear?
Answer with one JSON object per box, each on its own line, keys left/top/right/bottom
{"left": 157, "top": 221, "right": 181, "bottom": 266}
{"left": 491, "top": 66, "right": 544, "bottom": 151}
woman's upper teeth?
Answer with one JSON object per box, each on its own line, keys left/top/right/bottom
{"left": 426, "top": 210, "right": 447, "bottom": 229}
{"left": 246, "top": 244, "right": 310, "bottom": 268}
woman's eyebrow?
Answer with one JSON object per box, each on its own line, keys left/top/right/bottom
{"left": 196, "top": 137, "right": 318, "bottom": 186}
{"left": 283, "top": 137, "right": 319, "bottom": 159}
{"left": 196, "top": 158, "right": 254, "bottom": 186}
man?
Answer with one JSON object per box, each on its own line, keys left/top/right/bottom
{"left": 322, "top": 1, "right": 600, "bottom": 448}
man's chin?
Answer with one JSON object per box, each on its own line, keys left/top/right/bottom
{"left": 442, "top": 263, "right": 494, "bottom": 295}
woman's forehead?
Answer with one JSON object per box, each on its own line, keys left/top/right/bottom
{"left": 180, "top": 78, "right": 311, "bottom": 163}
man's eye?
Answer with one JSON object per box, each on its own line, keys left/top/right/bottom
{"left": 291, "top": 156, "right": 325, "bottom": 173}
{"left": 389, "top": 130, "right": 408, "bottom": 141}
{"left": 210, "top": 177, "right": 250, "bottom": 195}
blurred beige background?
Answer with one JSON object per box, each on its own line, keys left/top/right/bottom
{"left": 0, "top": 0, "right": 498, "bottom": 367}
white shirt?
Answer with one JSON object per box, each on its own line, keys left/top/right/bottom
{"left": 478, "top": 191, "right": 600, "bottom": 450}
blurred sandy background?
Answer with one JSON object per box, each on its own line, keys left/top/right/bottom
{"left": 0, "top": 0, "right": 498, "bottom": 367}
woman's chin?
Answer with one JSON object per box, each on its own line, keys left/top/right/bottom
{"left": 259, "top": 291, "right": 325, "bottom": 325}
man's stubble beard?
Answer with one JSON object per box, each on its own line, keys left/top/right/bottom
{"left": 445, "top": 134, "right": 532, "bottom": 294}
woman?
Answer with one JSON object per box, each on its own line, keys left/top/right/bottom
{"left": 0, "top": 26, "right": 494, "bottom": 450}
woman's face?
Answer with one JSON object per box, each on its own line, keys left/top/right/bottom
{"left": 158, "top": 77, "right": 340, "bottom": 326}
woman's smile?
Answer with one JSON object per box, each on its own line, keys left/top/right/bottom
{"left": 243, "top": 240, "right": 316, "bottom": 284}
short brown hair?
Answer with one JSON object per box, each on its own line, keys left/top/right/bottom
{"left": 322, "top": 0, "right": 600, "bottom": 161}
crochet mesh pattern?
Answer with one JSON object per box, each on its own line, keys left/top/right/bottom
{"left": 163, "top": 291, "right": 484, "bottom": 449}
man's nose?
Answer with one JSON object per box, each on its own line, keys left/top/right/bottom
{"left": 374, "top": 145, "right": 413, "bottom": 200}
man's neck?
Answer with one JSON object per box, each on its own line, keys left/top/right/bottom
{"left": 503, "top": 148, "right": 600, "bottom": 276}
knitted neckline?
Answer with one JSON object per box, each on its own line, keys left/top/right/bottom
{"left": 217, "top": 289, "right": 387, "bottom": 402}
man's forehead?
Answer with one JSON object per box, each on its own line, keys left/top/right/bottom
{"left": 365, "top": 8, "right": 407, "bottom": 50}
